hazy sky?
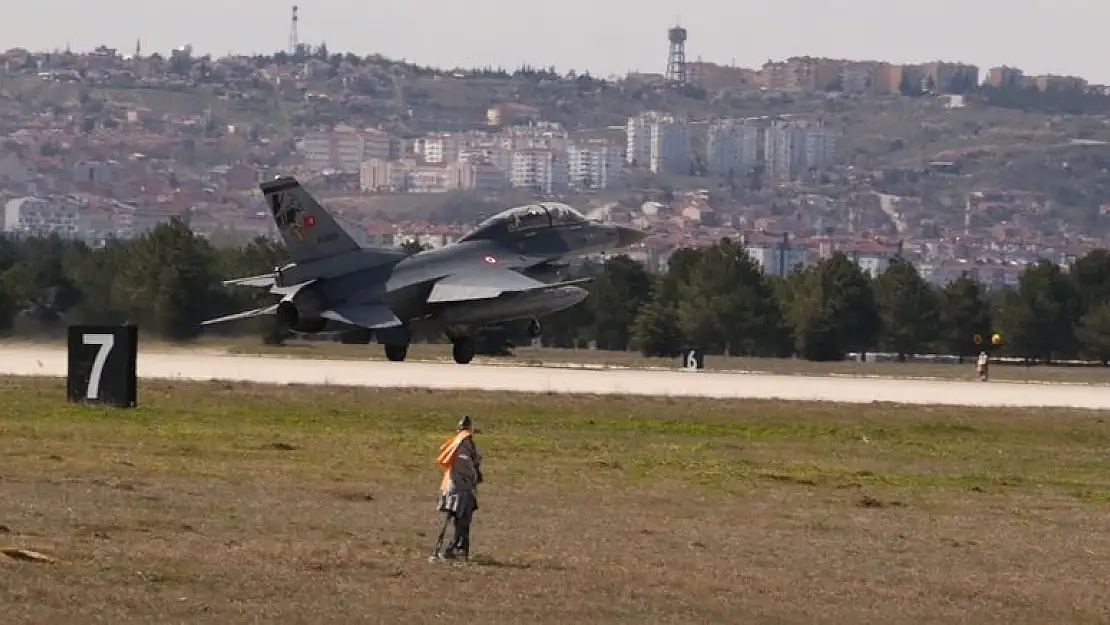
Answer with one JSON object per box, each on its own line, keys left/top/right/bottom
{"left": 5, "top": 1, "right": 1108, "bottom": 82}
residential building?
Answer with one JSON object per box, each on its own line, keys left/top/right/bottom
{"left": 763, "top": 119, "right": 841, "bottom": 182}
{"left": 422, "top": 132, "right": 468, "bottom": 164}
{"left": 706, "top": 118, "right": 760, "bottom": 176}
{"left": 985, "top": 66, "right": 1025, "bottom": 88}
{"left": 461, "top": 163, "right": 508, "bottom": 193}
{"left": 792, "top": 125, "right": 839, "bottom": 174}
{"left": 301, "top": 123, "right": 395, "bottom": 172}
{"left": 744, "top": 239, "right": 808, "bottom": 276}
{"left": 919, "top": 61, "right": 979, "bottom": 93}
{"left": 626, "top": 112, "right": 655, "bottom": 167}
{"left": 360, "top": 158, "right": 486, "bottom": 193}
{"left": 1032, "top": 74, "right": 1088, "bottom": 92}
{"left": 627, "top": 111, "right": 690, "bottom": 173}
{"left": 3, "top": 195, "right": 82, "bottom": 239}
{"left": 360, "top": 158, "right": 407, "bottom": 192}
{"left": 871, "top": 62, "right": 903, "bottom": 95}
{"left": 648, "top": 117, "right": 691, "bottom": 175}
{"left": 763, "top": 120, "right": 794, "bottom": 182}
{"left": 507, "top": 149, "right": 569, "bottom": 195}
{"left": 567, "top": 139, "right": 625, "bottom": 190}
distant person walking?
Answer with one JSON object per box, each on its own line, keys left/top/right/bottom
{"left": 430, "top": 415, "right": 483, "bottom": 562}
{"left": 977, "top": 351, "right": 990, "bottom": 381}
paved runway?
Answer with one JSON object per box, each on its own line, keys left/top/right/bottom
{"left": 3, "top": 345, "right": 1110, "bottom": 409}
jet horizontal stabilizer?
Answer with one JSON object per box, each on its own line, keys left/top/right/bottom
{"left": 222, "top": 274, "right": 277, "bottom": 288}
{"left": 201, "top": 304, "right": 279, "bottom": 326}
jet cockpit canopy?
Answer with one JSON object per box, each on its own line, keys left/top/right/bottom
{"left": 459, "top": 202, "right": 588, "bottom": 241}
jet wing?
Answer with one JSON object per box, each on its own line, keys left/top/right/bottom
{"left": 321, "top": 303, "right": 402, "bottom": 329}
{"left": 427, "top": 267, "right": 591, "bottom": 303}
{"left": 223, "top": 274, "right": 277, "bottom": 288}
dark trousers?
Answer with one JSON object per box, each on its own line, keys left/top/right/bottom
{"left": 440, "top": 490, "right": 477, "bottom": 555}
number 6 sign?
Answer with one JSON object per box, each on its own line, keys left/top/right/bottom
{"left": 682, "top": 347, "right": 704, "bottom": 371}
{"left": 67, "top": 325, "right": 138, "bottom": 407}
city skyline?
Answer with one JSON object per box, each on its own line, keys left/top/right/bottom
{"left": 4, "top": 0, "right": 1108, "bottom": 83}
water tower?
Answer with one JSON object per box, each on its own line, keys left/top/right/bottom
{"left": 666, "top": 25, "right": 687, "bottom": 84}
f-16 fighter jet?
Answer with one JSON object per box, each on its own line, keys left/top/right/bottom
{"left": 203, "top": 176, "right": 648, "bottom": 364}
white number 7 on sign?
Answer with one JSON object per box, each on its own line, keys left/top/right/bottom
{"left": 82, "top": 333, "right": 115, "bottom": 400}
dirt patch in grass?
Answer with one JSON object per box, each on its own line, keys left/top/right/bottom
{"left": 2, "top": 377, "right": 1109, "bottom": 623}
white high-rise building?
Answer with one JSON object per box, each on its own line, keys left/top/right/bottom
{"left": 626, "top": 113, "right": 657, "bottom": 167}
{"left": 568, "top": 140, "right": 625, "bottom": 190}
{"left": 763, "top": 119, "right": 841, "bottom": 182}
{"left": 648, "top": 119, "right": 691, "bottom": 175}
{"left": 706, "top": 119, "right": 761, "bottom": 176}
{"left": 507, "top": 149, "right": 569, "bottom": 195}
{"left": 423, "top": 133, "right": 466, "bottom": 164}
{"left": 763, "top": 120, "right": 795, "bottom": 182}
{"left": 792, "top": 125, "right": 839, "bottom": 174}
{"left": 626, "top": 111, "right": 690, "bottom": 173}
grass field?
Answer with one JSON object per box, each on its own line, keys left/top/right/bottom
{"left": 2, "top": 377, "right": 1110, "bottom": 623}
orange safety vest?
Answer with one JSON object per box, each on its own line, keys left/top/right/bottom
{"left": 437, "top": 430, "right": 472, "bottom": 491}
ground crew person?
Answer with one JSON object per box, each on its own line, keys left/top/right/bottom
{"left": 431, "top": 415, "right": 483, "bottom": 561}
{"left": 977, "top": 350, "right": 989, "bottom": 381}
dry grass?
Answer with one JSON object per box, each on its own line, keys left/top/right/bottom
{"left": 2, "top": 377, "right": 1110, "bottom": 623}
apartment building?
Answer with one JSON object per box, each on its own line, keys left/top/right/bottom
{"left": 1032, "top": 74, "right": 1088, "bottom": 92}
{"left": 919, "top": 61, "right": 980, "bottom": 93}
{"left": 422, "top": 133, "right": 466, "bottom": 164}
{"left": 465, "top": 163, "right": 509, "bottom": 193}
{"left": 301, "top": 123, "right": 396, "bottom": 173}
{"left": 498, "top": 122, "right": 570, "bottom": 152}
{"left": 623, "top": 112, "right": 695, "bottom": 176}
{"left": 706, "top": 118, "right": 760, "bottom": 176}
{"left": 626, "top": 111, "right": 691, "bottom": 172}
{"left": 507, "top": 149, "right": 569, "bottom": 195}
{"left": 793, "top": 125, "right": 839, "bottom": 174}
{"left": 2, "top": 195, "right": 82, "bottom": 239}
{"left": 360, "top": 158, "right": 408, "bottom": 192}
{"left": 744, "top": 240, "right": 809, "bottom": 276}
{"left": 360, "top": 158, "right": 502, "bottom": 193}
{"left": 763, "top": 120, "right": 840, "bottom": 182}
{"left": 567, "top": 139, "right": 625, "bottom": 190}
{"left": 758, "top": 57, "right": 844, "bottom": 91}
{"left": 985, "top": 66, "right": 1025, "bottom": 88}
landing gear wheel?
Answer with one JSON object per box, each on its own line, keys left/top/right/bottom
{"left": 526, "top": 318, "right": 542, "bottom": 338}
{"left": 452, "top": 338, "right": 476, "bottom": 364}
{"left": 384, "top": 343, "right": 409, "bottom": 362}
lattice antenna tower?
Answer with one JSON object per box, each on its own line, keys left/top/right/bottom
{"left": 289, "top": 5, "right": 300, "bottom": 54}
{"left": 666, "top": 23, "right": 687, "bottom": 84}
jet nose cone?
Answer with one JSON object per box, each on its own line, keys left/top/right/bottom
{"left": 615, "top": 225, "right": 649, "bottom": 248}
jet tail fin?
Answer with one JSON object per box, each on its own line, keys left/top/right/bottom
{"left": 261, "top": 176, "right": 364, "bottom": 264}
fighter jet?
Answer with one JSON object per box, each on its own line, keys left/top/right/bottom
{"left": 202, "top": 176, "right": 648, "bottom": 364}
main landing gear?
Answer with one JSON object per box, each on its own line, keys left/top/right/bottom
{"left": 451, "top": 336, "right": 475, "bottom": 365}
{"left": 384, "top": 337, "right": 474, "bottom": 364}
{"left": 384, "top": 343, "right": 408, "bottom": 362}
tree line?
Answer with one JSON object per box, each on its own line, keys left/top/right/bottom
{"left": 3, "top": 219, "right": 1110, "bottom": 364}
